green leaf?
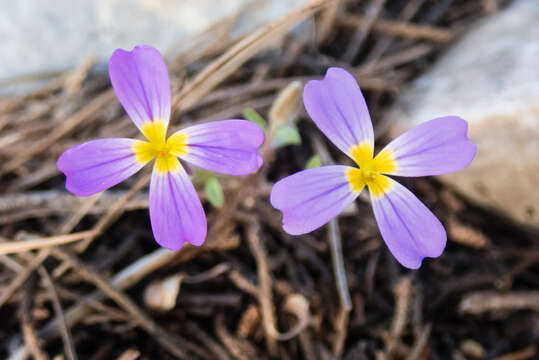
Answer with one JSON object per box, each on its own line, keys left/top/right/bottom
{"left": 305, "top": 155, "right": 321, "bottom": 169}
{"left": 243, "top": 108, "right": 268, "bottom": 131}
{"left": 205, "top": 177, "right": 224, "bottom": 208}
{"left": 273, "top": 125, "right": 301, "bottom": 148}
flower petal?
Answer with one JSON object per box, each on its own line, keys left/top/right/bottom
{"left": 57, "top": 138, "right": 146, "bottom": 196}
{"left": 303, "top": 67, "right": 374, "bottom": 157}
{"left": 381, "top": 116, "right": 476, "bottom": 177}
{"left": 149, "top": 160, "right": 207, "bottom": 250}
{"left": 270, "top": 166, "right": 358, "bottom": 235}
{"left": 370, "top": 176, "right": 446, "bottom": 269}
{"left": 174, "top": 120, "right": 264, "bottom": 175}
{"left": 109, "top": 45, "right": 171, "bottom": 130}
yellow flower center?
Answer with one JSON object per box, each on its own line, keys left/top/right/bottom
{"left": 132, "top": 120, "right": 189, "bottom": 174}
{"left": 346, "top": 141, "right": 397, "bottom": 198}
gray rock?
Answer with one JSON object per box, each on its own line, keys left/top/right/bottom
{"left": 0, "top": 0, "right": 309, "bottom": 94}
{"left": 386, "top": 0, "right": 539, "bottom": 227}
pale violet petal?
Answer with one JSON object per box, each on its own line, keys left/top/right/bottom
{"left": 109, "top": 45, "right": 171, "bottom": 130}
{"left": 178, "top": 120, "right": 264, "bottom": 175}
{"left": 303, "top": 67, "right": 374, "bottom": 157}
{"left": 149, "top": 161, "right": 207, "bottom": 250}
{"left": 57, "top": 138, "right": 145, "bottom": 196}
{"left": 382, "top": 116, "right": 476, "bottom": 177}
{"left": 370, "top": 177, "right": 446, "bottom": 269}
{"left": 270, "top": 165, "right": 358, "bottom": 235}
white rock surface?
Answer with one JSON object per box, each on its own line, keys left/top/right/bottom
{"left": 0, "top": 0, "right": 309, "bottom": 93}
{"left": 386, "top": 0, "right": 539, "bottom": 227}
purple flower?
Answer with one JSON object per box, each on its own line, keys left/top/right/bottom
{"left": 270, "top": 68, "right": 476, "bottom": 269}
{"left": 57, "top": 45, "right": 264, "bottom": 250}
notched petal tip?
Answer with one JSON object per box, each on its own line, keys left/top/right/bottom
{"left": 458, "top": 117, "right": 478, "bottom": 166}
{"left": 282, "top": 218, "right": 310, "bottom": 236}
{"left": 304, "top": 67, "right": 352, "bottom": 88}
{"left": 246, "top": 121, "right": 266, "bottom": 148}
{"left": 109, "top": 44, "right": 171, "bottom": 130}
{"left": 57, "top": 151, "right": 92, "bottom": 197}
{"left": 383, "top": 115, "right": 477, "bottom": 177}
{"left": 400, "top": 257, "right": 424, "bottom": 270}
{"left": 270, "top": 166, "right": 358, "bottom": 236}
{"left": 241, "top": 121, "right": 265, "bottom": 173}
{"left": 110, "top": 44, "right": 161, "bottom": 60}
{"left": 370, "top": 178, "right": 447, "bottom": 270}
{"left": 57, "top": 139, "right": 144, "bottom": 197}
{"left": 436, "top": 116, "right": 478, "bottom": 171}
{"left": 149, "top": 165, "right": 207, "bottom": 250}
{"left": 180, "top": 120, "right": 265, "bottom": 176}
{"left": 302, "top": 67, "right": 374, "bottom": 157}
{"left": 325, "top": 66, "right": 352, "bottom": 80}
{"left": 398, "top": 237, "right": 446, "bottom": 270}
{"left": 303, "top": 78, "right": 322, "bottom": 95}
{"left": 158, "top": 240, "right": 184, "bottom": 252}
{"left": 256, "top": 154, "right": 264, "bottom": 168}
{"left": 64, "top": 181, "right": 98, "bottom": 197}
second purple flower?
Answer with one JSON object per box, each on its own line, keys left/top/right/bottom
{"left": 271, "top": 67, "right": 476, "bottom": 269}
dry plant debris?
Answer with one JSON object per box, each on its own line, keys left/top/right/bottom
{"left": 1, "top": 0, "right": 536, "bottom": 359}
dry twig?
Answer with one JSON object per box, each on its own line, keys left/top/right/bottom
{"left": 38, "top": 267, "right": 78, "bottom": 360}
{"left": 459, "top": 291, "right": 539, "bottom": 314}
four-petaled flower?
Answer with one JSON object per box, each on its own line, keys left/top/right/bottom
{"left": 58, "top": 45, "right": 264, "bottom": 250}
{"left": 270, "top": 68, "right": 476, "bottom": 269}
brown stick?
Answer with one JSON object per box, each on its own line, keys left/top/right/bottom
{"left": 38, "top": 267, "right": 78, "bottom": 360}
{"left": 0, "top": 249, "right": 51, "bottom": 309}
{"left": 245, "top": 222, "right": 279, "bottom": 355}
{"left": 342, "top": 0, "right": 387, "bottom": 63}
{"left": 340, "top": 14, "right": 454, "bottom": 42}
{"left": 20, "top": 274, "right": 48, "bottom": 360}
{"left": 172, "top": 0, "right": 336, "bottom": 111}
{"left": 495, "top": 347, "right": 537, "bottom": 360}
{"left": 50, "top": 248, "right": 191, "bottom": 359}
{"left": 2, "top": 89, "right": 115, "bottom": 174}
{"left": 0, "top": 230, "right": 96, "bottom": 255}
{"left": 459, "top": 291, "right": 539, "bottom": 314}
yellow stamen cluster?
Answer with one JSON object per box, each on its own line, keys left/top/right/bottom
{"left": 346, "top": 141, "right": 397, "bottom": 198}
{"left": 132, "top": 120, "right": 188, "bottom": 174}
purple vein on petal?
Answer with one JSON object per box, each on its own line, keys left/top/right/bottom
{"left": 370, "top": 176, "right": 446, "bottom": 269}
{"left": 303, "top": 67, "right": 374, "bottom": 157}
{"left": 177, "top": 120, "right": 264, "bottom": 175}
{"left": 149, "top": 161, "right": 207, "bottom": 250}
{"left": 270, "top": 166, "right": 358, "bottom": 235}
{"left": 109, "top": 45, "right": 171, "bottom": 130}
{"left": 381, "top": 116, "right": 476, "bottom": 177}
{"left": 57, "top": 138, "right": 145, "bottom": 196}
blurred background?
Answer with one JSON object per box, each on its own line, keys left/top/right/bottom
{"left": 0, "top": 0, "right": 538, "bottom": 359}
